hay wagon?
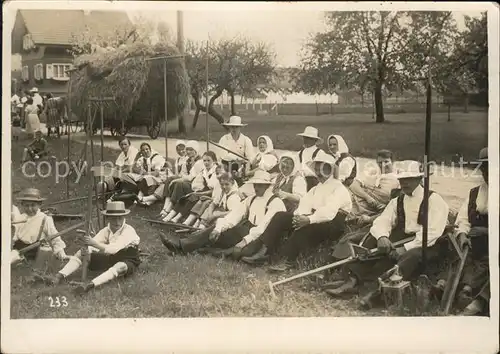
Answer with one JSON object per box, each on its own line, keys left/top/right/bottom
{"left": 68, "top": 42, "right": 190, "bottom": 139}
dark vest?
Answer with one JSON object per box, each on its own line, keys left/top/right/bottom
{"left": 298, "top": 147, "right": 321, "bottom": 163}
{"left": 468, "top": 186, "right": 488, "bottom": 227}
{"left": 394, "top": 191, "right": 435, "bottom": 233}
{"left": 247, "top": 194, "right": 279, "bottom": 226}
{"left": 185, "top": 156, "right": 201, "bottom": 174}
{"left": 273, "top": 174, "right": 299, "bottom": 212}
{"left": 335, "top": 152, "right": 357, "bottom": 187}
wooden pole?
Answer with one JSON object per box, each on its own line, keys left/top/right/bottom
{"left": 66, "top": 75, "right": 72, "bottom": 199}
{"left": 421, "top": 69, "right": 432, "bottom": 274}
{"left": 164, "top": 59, "right": 169, "bottom": 160}
{"left": 205, "top": 39, "right": 210, "bottom": 152}
{"left": 82, "top": 101, "right": 92, "bottom": 282}
{"left": 100, "top": 102, "right": 105, "bottom": 222}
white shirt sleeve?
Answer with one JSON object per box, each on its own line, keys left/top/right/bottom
{"left": 191, "top": 172, "right": 205, "bottom": 192}
{"left": 214, "top": 199, "right": 247, "bottom": 233}
{"left": 243, "top": 198, "right": 286, "bottom": 243}
{"left": 308, "top": 185, "right": 351, "bottom": 224}
{"left": 455, "top": 195, "right": 471, "bottom": 235}
{"left": 187, "top": 160, "right": 204, "bottom": 181}
{"left": 226, "top": 193, "right": 242, "bottom": 211}
{"left": 294, "top": 186, "right": 314, "bottom": 216}
{"left": 405, "top": 194, "right": 449, "bottom": 250}
{"left": 244, "top": 136, "right": 256, "bottom": 161}
{"left": 370, "top": 198, "right": 398, "bottom": 239}
{"left": 338, "top": 157, "right": 356, "bottom": 183}
{"left": 292, "top": 175, "right": 308, "bottom": 198}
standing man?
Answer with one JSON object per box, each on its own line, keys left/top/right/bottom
{"left": 218, "top": 115, "right": 255, "bottom": 186}
{"left": 31, "top": 87, "right": 44, "bottom": 109}
{"left": 296, "top": 126, "right": 328, "bottom": 191}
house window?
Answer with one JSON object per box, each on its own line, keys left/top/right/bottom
{"left": 23, "top": 34, "right": 34, "bottom": 51}
{"left": 51, "top": 63, "right": 73, "bottom": 81}
{"left": 22, "top": 66, "right": 29, "bottom": 81}
{"left": 34, "top": 64, "right": 44, "bottom": 80}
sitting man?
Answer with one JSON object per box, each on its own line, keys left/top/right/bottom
{"left": 11, "top": 188, "right": 68, "bottom": 266}
{"left": 330, "top": 149, "right": 400, "bottom": 260}
{"left": 50, "top": 201, "right": 141, "bottom": 294}
{"left": 239, "top": 154, "right": 352, "bottom": 269}
{"left": 21, "top": 130, "right": 48, "bottom": 163}
{"left": 433, "top": 147, "right": 489, "bottom": 316}
{"left": 296, "top": 126, "right": 329, "bottom": 191}
{"left": 324, "top": 161, "right": 450, "bottom": 310}
{"left": 159, "top": 170, "right": 286, "bottom": 255}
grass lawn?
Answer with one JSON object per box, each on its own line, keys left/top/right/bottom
{"left": 161, "top": 111, "right": 488, "bottom": 164}
{"left": 9, "top": 125, "right": 478, "bottom": 318}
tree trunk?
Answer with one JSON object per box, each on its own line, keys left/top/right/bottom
{"left": 447, "top": 103, "right": 451, "bottom": 122}
{"left": 361, "top": 93, "right": 365, "bottom": 107}
{"left": 229, "top": 90, "right": 236, "bottom": 115}
{"left": 463, "top": 93, "right": 469, "bottom": 113}
{"left": 177, "top": 114, "right": 186, "bottom": 135}
{"left": 191, "top": 107, "right": 201, "bottom": 130}
{"left": 191, "top": 91, "right": 225, "bottom": 126}
{"left": 374, "top": 83, "right": 385, "bottom": 123}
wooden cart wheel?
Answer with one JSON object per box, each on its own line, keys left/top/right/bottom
{"left": 147, "top": 120, "right": 161, "bottom": 139}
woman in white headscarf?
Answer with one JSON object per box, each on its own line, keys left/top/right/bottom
{"left": 160, "top": 140, "right": 204, "bottom": 220}
{"left": 271, "top": 153, "right": 308, "bottom": 212}
{"left": 327, "top": 134, "right": 357, "bottom": 187}
{"left": 247, "top": 135, "right": 279, "bottom": 177}
{"left": 135, "top": 142, "right": 169, "bottom": 205}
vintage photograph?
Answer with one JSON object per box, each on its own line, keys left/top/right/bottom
{"left": 2, "top": 1, "right": 498, "bottom": 350}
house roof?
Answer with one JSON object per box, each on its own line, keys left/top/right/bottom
{"left": 18, "top": 10, "right": 132, "bottom": 46}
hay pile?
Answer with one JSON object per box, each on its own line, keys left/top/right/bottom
{"left": 69, "top": 42, "right": 190, "bottom": 124}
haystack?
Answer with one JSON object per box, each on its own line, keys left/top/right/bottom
{"left": 69, "top": 42, "right": 190, "bottom": 125}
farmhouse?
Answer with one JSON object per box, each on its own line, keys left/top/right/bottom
{"left": 11, "top": 9, "right": 132, "bottom": 96}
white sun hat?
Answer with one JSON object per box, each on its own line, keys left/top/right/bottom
{"left": 246, "top": 169, "right": 273, "bottom": 185}
{"left": 394, "top": 160, "right": 427, "bottom": 179}
{"left": 297, "top": 126, "right": 321, "bottom": 140}
{"left": 222, "top": 115, "right": 247, "bottom": 127}
{"left": 305, "top": 153, "right": 337, "bottom": 171}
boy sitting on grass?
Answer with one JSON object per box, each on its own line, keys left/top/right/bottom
{"left": 21, "top": 130, "right": 48, "bottom": 163}
{"left": 49, "top": 201, "right": 141, "bottom": 294}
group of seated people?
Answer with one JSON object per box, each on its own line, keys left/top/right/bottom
{"left": 11, "top": 115, "right": 490, "bottom": 315}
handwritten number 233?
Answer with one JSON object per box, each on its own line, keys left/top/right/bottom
{"left": 48, "top": 296, "right": 68, "bottom": 308}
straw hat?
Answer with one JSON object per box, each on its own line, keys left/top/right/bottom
{"left": 100, "top": 201, "right": 130, "bottom": 216}
{"left": 222, "top": 115, "right": 247, "bottom": 127}
{"left": 30, "top": 87, "right": 39, "bottom": 93}
{"left": 395, "top": 161, "right": 425, "bottom": 179}
{"left": 17, "top": 188, "right": 46, "bottom": 202}
{"left": 246, "top": 170, "right": 273, "bottom": 185}
{"left": 477, "top": 147, "right": 488, "bottom": 162}
{"left": 297, "top": 126, "right": 321, "bottom": 140}
{"left": 305, "top": 153, "right": 337, "bottom": 171}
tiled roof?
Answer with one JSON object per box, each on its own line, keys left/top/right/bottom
{"left": 19, "top": 10, "right": 132, "bottom": 46}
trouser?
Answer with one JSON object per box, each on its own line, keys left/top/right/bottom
{"left": 250, "top": 211, "right": 346, "bottom": 262}
{"left": 304, "top": 176, "right": 319, "bottom": 191}
{"left": 462, "top": 227, "right": 489, "bottom": 295}
{"left": 330, "top": 224, "right": 372, "bottom": 260}
{"left": 180, "top": 220, "right": 254, "bottom": 253}
{"left": 346, "top": 230, "right": 442, "bottom": 282}
{"left": 154, "top": 176, "right": 181, "bottom": 199}
{"left": 88, "top": 247, "right": 141, "bottom": 275}
{"left": 12, "top": 240, "right": 39, "bottom": 260}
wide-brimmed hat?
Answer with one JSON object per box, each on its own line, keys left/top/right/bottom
{"left": 395, "top": 161, "right": 426, "bottom": 179}
{"left": 477, "top": 147, "right": 488, "bottom": 162}
{"left": 17, "top": 188, "right": 46, "bottom": 202}
{"left": 101, "top": 201, "right": 130, "bottom": 216}
{"left": 30, "top": 87, "right": 39, "bottom": 93}
{"left": 222, "top": 115, "right": 247, "bottom": 127}
{"left": 305, "top": 153, "right": 337, "bottom": 171}
{"left": 297, "top": 126, "right": 321, "bottom": 140}
{"left": 246, "top": 170, "right": 273, "bottom": 185}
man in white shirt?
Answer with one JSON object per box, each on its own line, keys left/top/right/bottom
{"left": 218, "top": 115, "right": 255, "bottom": 186}
{"left": 296, "top": 126, "right": 329, "bottom": 191}
{"left": 159, "top": 170, "right": 286, "bottom": 254}
{"left": 433, "top": 148, "right": 489, "bottom": 316}
{"left": 50, "top": 201, "right": 141, "bottom": 294}
{"left": 30, "top": 87, "right": 44, "bottom": 108}
{"left": 325, "top": 161, "right": 450, "bottom": 309}
{"left": 240, "top": 154, "right": 352, "bottom": 270}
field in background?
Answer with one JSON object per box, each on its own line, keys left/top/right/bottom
{"left": 140, "top": 110, "right": 489, "bottom": 164}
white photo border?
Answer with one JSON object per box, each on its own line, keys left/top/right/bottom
{"left": 2, "top": 1, "right": 499, "bottom": 353}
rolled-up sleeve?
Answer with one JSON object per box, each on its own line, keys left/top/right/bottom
{"left": 405, "top": 194, "right": 449, "bottom": 250}
{"left": 191, "top": 173, "right": 205, "bottom": 192}
{"left": 214, "top": 200, "right": 247, "bottom": 233}
{"left": 294, "top": 188, "right": 314, "bottom": 216}
{"left": 243, "top": 198, "right": 286, "bottom": 243}
{"left": 455, "top": 196, "right": 471, "bottom": 235}
{"left": 308, "top": 186, "right": 352, "bottom": 224}
{"left": 370, "top": 198, "right": 397, "bottom": 239}
{"left": 226, "top": 194, "right": 242, "bottom": 211}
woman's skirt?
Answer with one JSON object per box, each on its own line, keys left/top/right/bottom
{"left": 138, "top": 175, "right": 164, "bottom": 195}
{"left": 168, "top": 179, "right": 193, "bottom": 204}
{"left": 173, "top": 189, "right": 210, "bottom": 216}
{"left": 26, "top": 113, "right": 41, "bottom": 135}
{"left": 190, "top": 196, "right": 213, "bottom": 216}
{"left": 154, "top": 175, "right": 181, "bottom": 199}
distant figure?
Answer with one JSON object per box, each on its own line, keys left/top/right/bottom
{"left": 22, "top": 130, "right": 48, "bottom": 163}
{"left": 44, "top": 93, "right": 64, "bottom": 138}
{"left": 12, "top": 112, "right": 22, "bottom": 141}
{"left": 24, "top": 97, "right": 41, "bottom": 138}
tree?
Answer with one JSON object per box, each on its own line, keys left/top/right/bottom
{"left": 185, "top": 37, "right": 276, "bottom": 130}
{"left": 297, "top": 11, "right": 458, "bottom": 122}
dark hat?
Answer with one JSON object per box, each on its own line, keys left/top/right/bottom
{"left": 17, "top": 188, "right": 46, "bottom": 202}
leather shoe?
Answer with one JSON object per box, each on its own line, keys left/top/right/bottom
{"left": 324, "top": 277, "right": 358, "bottom": 297}
{"left": 159, "top": 233, "right": 183, "bottom": 254}
{"left": 241, "top": 245, "right": 268, "bottom": 265}
{"left": 74, "top": 282, "right": 95, "bottom": 295}
{"left": 358, "top": 289, "right": 382, "bottom": 310}
{"left": 268, "top": 261, "right": 293, "bottom": 273}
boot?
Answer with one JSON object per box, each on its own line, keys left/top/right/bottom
{"left": 241, "top": 245, "right": 269, "bottom": 265}
{"left": 74, "top": 282, "right": 95, "bottom": 295}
